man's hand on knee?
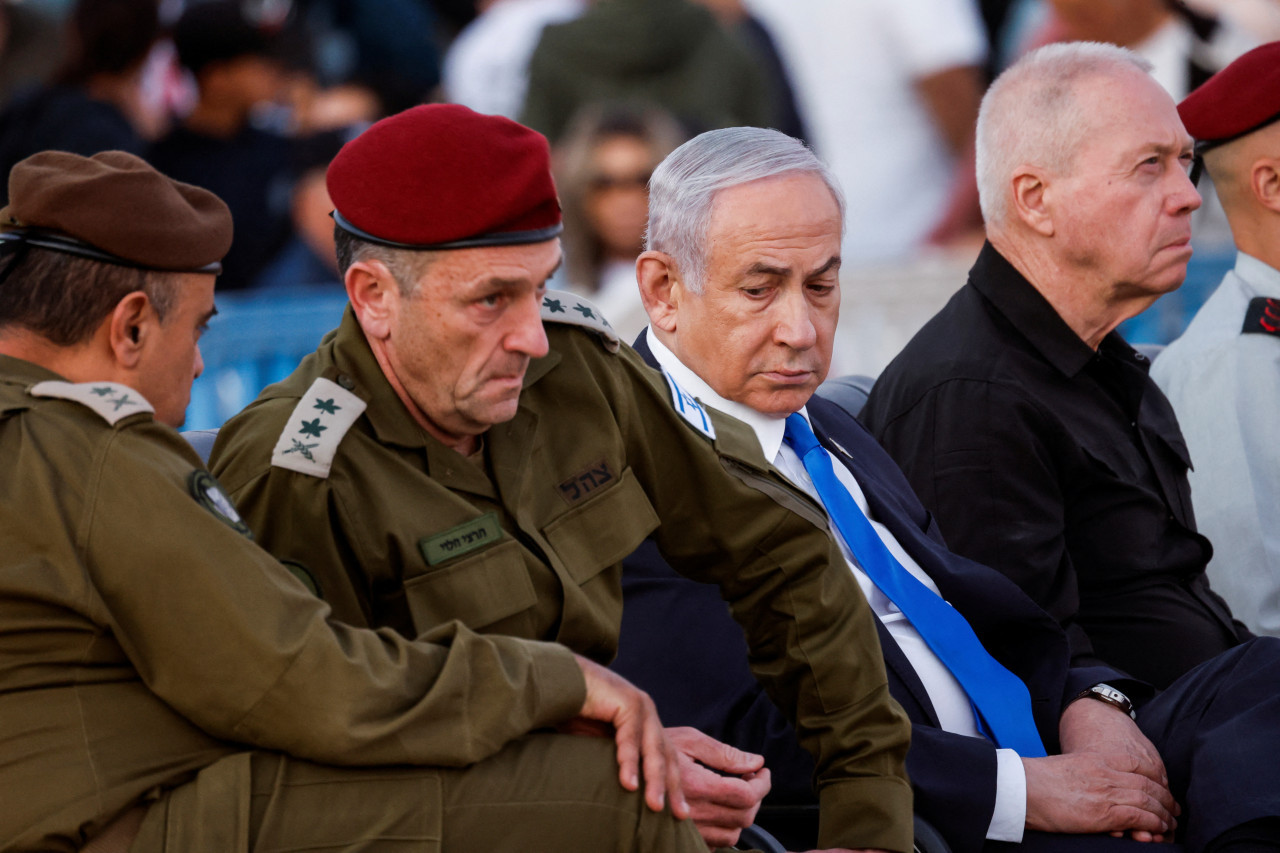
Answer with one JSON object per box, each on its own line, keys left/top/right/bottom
{"left": 665, "top": 726, "right": 770, "bottom": 848}
{"left": 564, "top": 655, "right": 689, "bottom": 819}
{"left": 1022, "top": 752, "right": 1178, "bottom": 839}
{"left": 1057, "top": 694, "right": 1179, "bottom": 841}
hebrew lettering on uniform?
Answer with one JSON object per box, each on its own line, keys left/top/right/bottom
{"left": 558, "top": 460, "right": 616, "bottom": 505}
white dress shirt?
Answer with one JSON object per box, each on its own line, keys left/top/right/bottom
{"left": 649, "top": 332, "right": 1027, "bottom": 841}
{"left": 1153, "top": 252, "right": 1280, "bottom": 638}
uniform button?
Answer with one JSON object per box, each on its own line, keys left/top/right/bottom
{"left": 337, "top": 374, "right": 356, "bottom": 391}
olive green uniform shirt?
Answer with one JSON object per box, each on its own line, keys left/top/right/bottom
{"left": 211, "top": 307, "right": 914, "bottom": 851}
{"left": 0, "top": 355, "right": 586, "bottom": 851}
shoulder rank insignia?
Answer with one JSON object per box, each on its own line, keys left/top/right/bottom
{"left": 270, "top": 377, "right": 367, "bottom": 478}
{"left": 541, "top": 290, "right": 620, "bottom": 353}
{"left": 28, "top": 380, "right": 153, "bottom": 425}
{"left": 660, "top": 366, "right": 716, "bottom": 441}
{"left": 1242, "top": 297, "right": 1280, "bottom": 337}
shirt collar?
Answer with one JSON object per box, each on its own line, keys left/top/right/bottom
{"left": 969, "top": 241, "right": 1128, "bottom": 379}
{"left": 646, "top": 329, "right": 802, "bottom": 461}
{"left": 1235, "top": 251, "right": 1280, "bottom": 295}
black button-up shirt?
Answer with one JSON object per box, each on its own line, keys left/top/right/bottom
{"left": 861, "top": 242, "right": 1249, "bottom": 689}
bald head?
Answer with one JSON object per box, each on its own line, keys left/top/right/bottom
{"left": 976, "top": 41, "right": 1154, "bottom": 229}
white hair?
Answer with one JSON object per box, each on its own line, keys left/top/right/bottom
{"left": 976, "top": 41, "right": 1154, "bottom": 226}
{"left": 644, "top": 126, "right": 844, "bottom": 292}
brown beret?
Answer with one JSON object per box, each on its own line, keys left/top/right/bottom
{"left": 326, "top": 103, "right": 562, "bottom": 250}
{"left": 1179, "top": 41, "right": 1280, "bottom": 150}
{"left": 0, "top": 150, "right": 233, "bottom": 272}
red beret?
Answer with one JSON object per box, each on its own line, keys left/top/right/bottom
{"left": 0, "top": 150, "right": 232, "bottom": 272}
{"left": 1179, "top": 41, "right": 1280, "bottom": 149}
{"left": 326, "top": 104, "right": 562, "bottom": 250}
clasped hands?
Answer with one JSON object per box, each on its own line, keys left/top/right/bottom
{"left": 1023, "top": 694, "right": 1181, "bottom": 842}
{"left": 568, "top": 655, "right": 882, "bottom": 852}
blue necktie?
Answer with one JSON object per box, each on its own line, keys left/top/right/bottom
{"left": 783, "top": 413, "right": 1047, "bottom": 756}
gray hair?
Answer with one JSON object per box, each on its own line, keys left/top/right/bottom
{"left": 334, "top": 227, "right": 437, "bottom": 296}
{"left": 976, "top": 41, "right": 1153, "bottom": 226}
{"left": 644, "top": 126, "right": 844, "bottom": 292}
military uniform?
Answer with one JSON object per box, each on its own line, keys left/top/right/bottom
{"left": 210, "top": 299, "right": 914, "bottom": 851}
{"left": 0, "top": 353, "right": 703, "bottom": 853}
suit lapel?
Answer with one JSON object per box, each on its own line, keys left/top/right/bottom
{"left": 808, "top": 396, "right": 1069, "bottom": 736}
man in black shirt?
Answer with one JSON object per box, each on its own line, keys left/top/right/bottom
{"left": 861, "top": 41, "right": 1250, "bottom": 690}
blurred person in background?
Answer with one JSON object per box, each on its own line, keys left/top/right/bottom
{"left": 0, "top": 0, "right": 65, "bottom": 108}
{"left": 1184, "top": 0, "right": 1280, "bottom": 40}
{"left": 1012, "top": 0, "right": 1258, "bottom": 97}
{"left": 520, "top": 0, "right": 771, "bottom": 144}
{"left": 0, "top": 0, "right": 161, "bottom": 203}
{"left": 553, "top": 102, "right": 684, "bottom": 341}
{"left": 685, "top": 0, "right": 806, "bottom": 141}
{"left": 294, "top": 0, "right": 441, "bottom": 116}
{"left": 251, "top": 126, "right": 357, "bottom": 289}
{"left": 443, "top": 0, "right": 584, "bottom": 119}
{"left": 746, "top": 0, "right": 989, "bottom": 267}
{"left": 150, "top": 0, "right": 292, "bottom": 291}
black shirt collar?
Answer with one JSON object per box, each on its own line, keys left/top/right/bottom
{"left": 968, "top": 241, "right": 1137, "bottom": 380}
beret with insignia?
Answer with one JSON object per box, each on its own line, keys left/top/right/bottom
{"left": 1179, "top": 41, "right": 1280, "bottom": 152}
{"left": 326, "top": 103, "right": 563, "bottom": 251}
{"left": 0, "top": 150, "right": 232, "bottom": 273}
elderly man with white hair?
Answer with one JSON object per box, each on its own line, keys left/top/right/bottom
{"left": 861, "top": 41, "right": 1252, "bottom": 693}
{"left": 612, "top": 101, "right": 1280, "bottom": 853}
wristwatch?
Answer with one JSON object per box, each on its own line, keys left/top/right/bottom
{"left": 1073, "top": 683, "right": 1137, "bottom": 720}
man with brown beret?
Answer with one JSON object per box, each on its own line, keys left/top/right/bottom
{"left": 1153, "top": 41, "right": 1280, "bottom": 638}
{"left": 209, "top": 103, "right": 915, "bottom": 852}
{"left": 0, "top": 150, "right": 712, "bottom": 852}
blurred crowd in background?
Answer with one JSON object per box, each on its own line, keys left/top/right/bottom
{"left": 1, "top": 0, "right": 1278, "bottom": 346}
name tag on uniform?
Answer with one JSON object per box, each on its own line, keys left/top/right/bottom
{"left": 419, "top": 513, "right": 503, "bottom": 565}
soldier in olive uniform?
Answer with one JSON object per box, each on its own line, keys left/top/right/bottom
{"left": 0, "top": 150, "right": 713, "bottom": 852}
{"left": 209, "top": 105, "right": 914, "bottom": 851}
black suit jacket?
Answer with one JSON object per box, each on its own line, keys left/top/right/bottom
{"left": 614, "top": 331, "right": 1144, "bottom": 853}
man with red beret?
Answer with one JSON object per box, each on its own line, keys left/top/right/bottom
{"left": 1153, "top": 41, "right": 1280, "bottom": 639}
{"left": 209, "top": 103, "right": 915, "bottom": 852}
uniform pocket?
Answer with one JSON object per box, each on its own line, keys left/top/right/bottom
{"left": 542, "top": 468, "right": 659, "bottom": 585}
{"left": 403, "top": 539, "right": 536, "bottom": 631}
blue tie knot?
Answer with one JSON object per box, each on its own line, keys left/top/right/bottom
{"left": 783, "top": 413, "right": 822, "bottom": 456}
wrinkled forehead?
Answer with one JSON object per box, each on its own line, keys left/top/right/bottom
{"left": 1072, "top": 70, "right": 1188, "bottom": 159}
{"left": 418, "top": 238, "right": 563, "bottom": 295}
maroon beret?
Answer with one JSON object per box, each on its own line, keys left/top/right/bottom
{"left": 0, "top": 150, "right": 233, "bottom": 272}
{"left": 1179, "top": 41, "right": 1280, "bottom": 149}
{"left": 326, "top": 103, "right": 562, "bottom": 250}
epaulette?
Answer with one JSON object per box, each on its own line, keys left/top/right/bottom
{"left": 28, "top": 380, "right": 153, "bottom": 425}
{"left": 541, "top": 290, "right": 620, "bottom": 353}
{"left": 270, "top": 377, "right": 367, "bottom": 478}
{"left": 1242, "top": 297, "right": 1280, "bottom": 337}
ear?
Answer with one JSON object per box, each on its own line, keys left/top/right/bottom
{"left": 1252, "top": 156, "right": 1280, "bottom": 215}
{"left": 1010, "top": 167, "right": 1055, "bottom": 237}
{"left": 636, "top": 250, "right": 682, "bottom": 333}
{"left": 345, "top": 259, "right": 400, "bottom": 341}
{"left": 106, "top": 291, "right": 155, "bottom": 369}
